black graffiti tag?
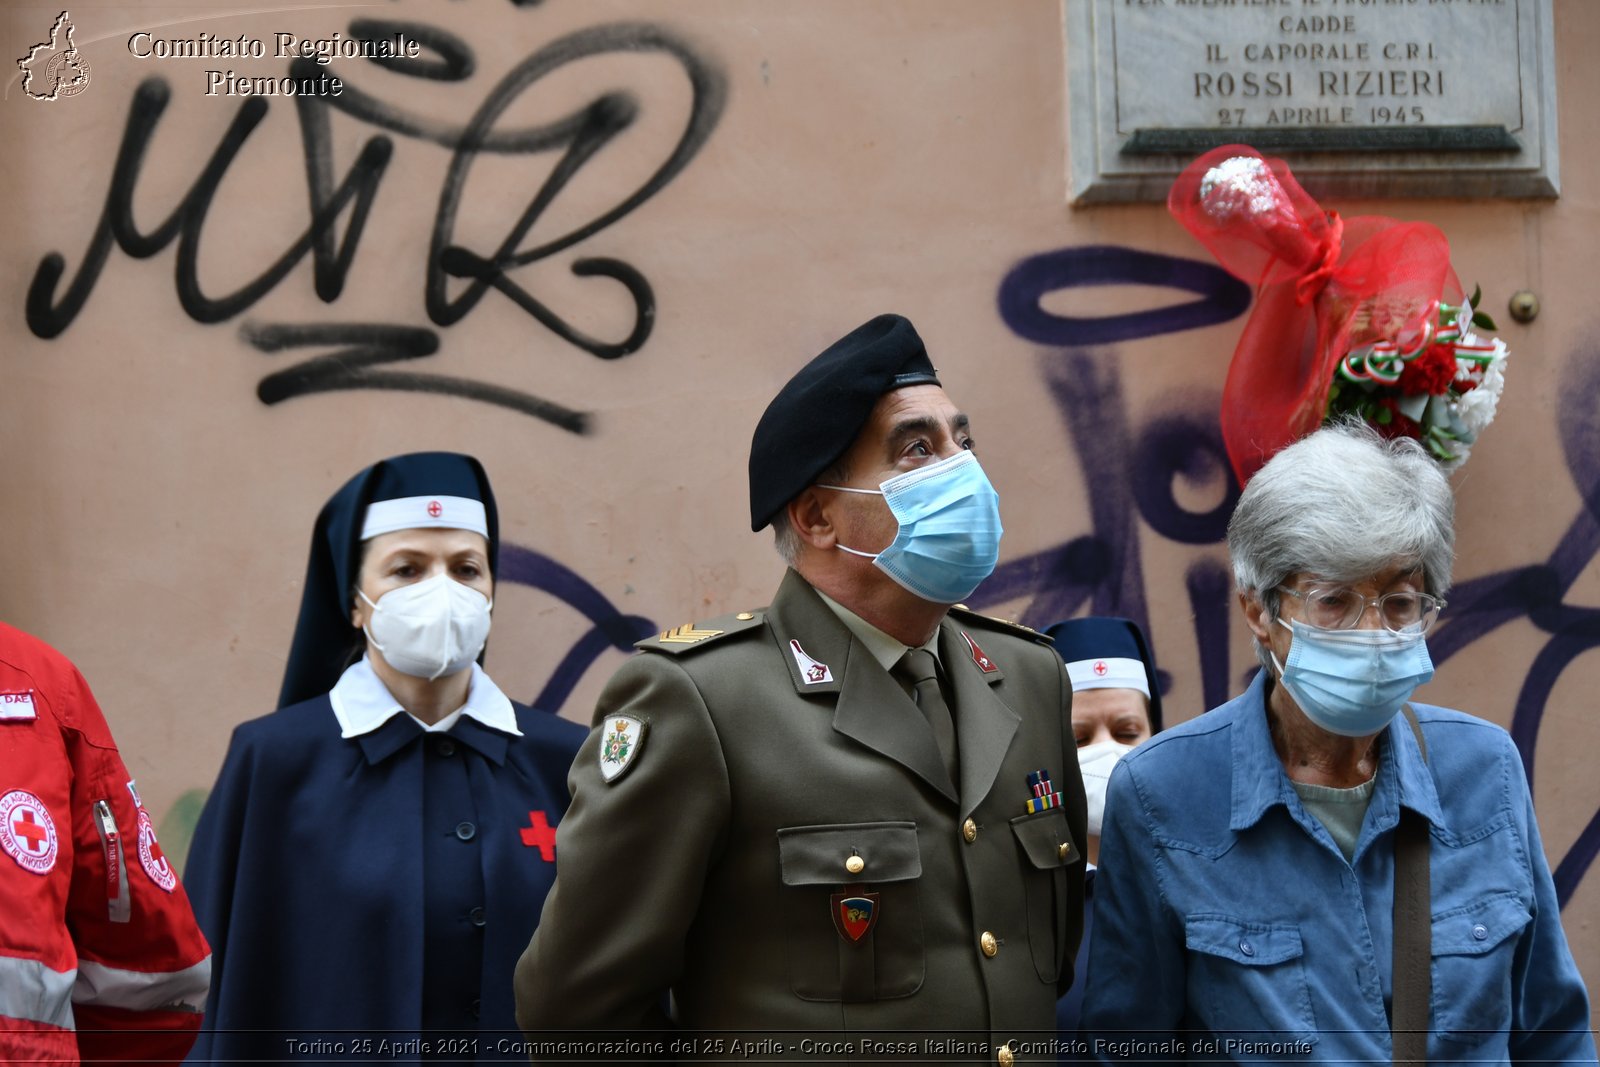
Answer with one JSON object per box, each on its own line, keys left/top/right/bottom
{"left": 25, "top": 18, "right": 727, "bottom": 431}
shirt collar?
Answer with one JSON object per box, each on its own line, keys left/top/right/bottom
{"left": 329, "top": 656, "right": 521, "bottom": 739}
{"left": 1228, "top": 671, "right": 1443, "bottom": 833}
{"left": 813, "top": 588, "right": 941, "bottom": 672}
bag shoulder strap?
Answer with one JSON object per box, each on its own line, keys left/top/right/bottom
{"left": 1392, "top": 704, "right": 1430, "bottom": 1065}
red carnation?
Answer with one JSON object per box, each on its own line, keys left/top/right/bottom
{"left": 1399, "top": 342, "right": 1459, "bottom": 396}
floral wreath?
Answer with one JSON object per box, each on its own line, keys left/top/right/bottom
{"left": 1325, "top": 290, "right": 1506, "bottom": 467}
{"left": 1168, "top": 145, "right": 1510, "bottom": 481}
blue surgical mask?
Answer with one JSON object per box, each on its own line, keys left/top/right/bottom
{"left": 1271, "top": 618, "right": 1434, "bottom": 737}
{"left": 821, "top": 450, "right": 1003, "bottom": 604}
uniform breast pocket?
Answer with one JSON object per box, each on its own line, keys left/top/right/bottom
{"left": 1430, "top": 892, "right": 1531, "bottom": 1047}
{"left": 1009, "top": 809, "right": 1076, "bottom": 983}
{"left": 776, "top": 821, "right": 924, "bottom": 1002}
{"left": 1184, "top": 915, "right": 1320, "bottom": 1045}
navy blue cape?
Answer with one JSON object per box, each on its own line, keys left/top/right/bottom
{"left": 184, "top": 695, "right": 584, "bottom": 1062}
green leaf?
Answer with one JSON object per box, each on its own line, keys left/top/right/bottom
{"left": 1470, "top": 283, "right": 1483, "bottom": 308}
{"left": 1473, "top": 311, "right": 1498, "bottom": 331}
{"left": 1376, "top": 407, "right": 1393, "bottom": 425}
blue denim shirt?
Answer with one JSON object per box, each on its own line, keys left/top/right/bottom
{"left": 1080, "top": 673, "right": 1594, "bottom": 1064}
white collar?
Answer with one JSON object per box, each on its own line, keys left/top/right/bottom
{"left": 813, "top": 589, "right": 942, "bottom": 673}
{"left": 328, "top": 656, "right": 521, "bottom": 739}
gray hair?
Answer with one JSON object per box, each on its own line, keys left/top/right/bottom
{"left": 1228, "top": 421, "right": 1455, "bottom": 665}
{"left": 771, "top": 510, "right": 801, "bottom": 565}
{"left": 768, "top": 456, "right": 852, "bottom": 565}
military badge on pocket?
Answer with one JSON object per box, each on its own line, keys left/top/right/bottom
{"left": 831, "top": 890, "right": 880, "bottom": 943}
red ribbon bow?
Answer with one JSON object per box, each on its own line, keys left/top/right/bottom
{"left": 1168, "top": 145, "right": 1460, "bottom": 485}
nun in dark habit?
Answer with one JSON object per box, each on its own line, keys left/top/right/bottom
{"left": 183, "top": 452, "right": 586, "bottom": 1061}
{"left": 1041, "top": 617, "right": 1164, "bottom": 1051}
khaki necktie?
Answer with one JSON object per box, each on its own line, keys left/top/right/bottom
{"left": 894, "top": 648, "right": 958, "bottom": 782}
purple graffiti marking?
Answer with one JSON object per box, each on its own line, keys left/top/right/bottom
{"left": 1424, "top": 340, "right": 1600, "bottom": 906}
{"left": 497, "top": 543, "right": 656, "bottom": 713}
{"left": 998, "top": 245, "right": 1251, "bottom": 346}
{"left": 981, "top": 246, "right": 1250, "bottom": 708}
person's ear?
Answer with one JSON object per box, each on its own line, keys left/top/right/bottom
{"left": 788, "top": 490, "right": 836, "bottom": 550}
{"left": 1240, "top": 590, "right": 1272, "bottom": 646}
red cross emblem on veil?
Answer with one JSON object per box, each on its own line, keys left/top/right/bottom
{"left": 1093, "top": 660, "right": 1109, "bottom": 677}
{"left": 427, "top": 500, "right": 444, "bottom": 518}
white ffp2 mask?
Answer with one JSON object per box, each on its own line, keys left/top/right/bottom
{"left": 360, "top": 574, "right": 492, "bottom": 681}
{"left": 1077, "top": 740, "right": 1136, "bottom": 837}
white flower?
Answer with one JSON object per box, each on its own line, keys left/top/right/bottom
{"left": 1200, "top": 156, "right": 1285, "bottom": 223}
{"left": 1453, "top": 342, "right": 1508, "bottom": 436}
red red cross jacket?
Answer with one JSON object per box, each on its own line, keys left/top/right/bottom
{"left": 0, "top": 622, "right": 210, "bottom": 1064}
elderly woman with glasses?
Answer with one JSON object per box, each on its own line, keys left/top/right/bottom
{"left": 1080, "top": 423, "right": 1593, "bottom": 1064}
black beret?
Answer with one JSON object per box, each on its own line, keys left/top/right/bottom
{"left": 749, "top": 314, "right": 939, "bottom": 531}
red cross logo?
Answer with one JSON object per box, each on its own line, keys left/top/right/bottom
{"left": 520, "top": 810, "right": 557, "bottom": 862}
{"left": 1093, "top": 660, "right": 1109, "bottom": 677}
{"left": 0, "top": 790, "right": 57, "bottom": 874}
{"left": 12, "top": 807, "right": 47, "bottom": 854}
{"left": 427, "top": 499, "right": 444, "bottom": 518}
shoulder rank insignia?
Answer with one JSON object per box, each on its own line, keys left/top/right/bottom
{"left": 599, "top": 715, "right": 647, "bottom": 784}
{"left": 948, "top": 604, "right": 1050, "bottom": 645}
{"left": 659, "top": 624, "right": 723, "bottom": 644}
{"left": 636, "top": 610, "right": 765, "bottom": 656}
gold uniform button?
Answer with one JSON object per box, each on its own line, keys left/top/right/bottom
{"left": 845, "top": 855, "right": 865, "bottom": 875}
{"left": 1058, "top": 842, "right": 1071, "bottom": 861}
{"left": 735, "top": 612, "right": 755, "bottom": 620}
{"left": 962, "top": 818, "right": 978, "bottom": 843}
{"left": 980, "top": 931, "right": 999, "bottom": 957}
{"left": 997, "top": 1046, "right": 1015, "bottom": 1067}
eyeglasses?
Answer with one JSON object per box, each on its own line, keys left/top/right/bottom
{"left": 1276, "top": 584, "right": 1446, "bottom": 635}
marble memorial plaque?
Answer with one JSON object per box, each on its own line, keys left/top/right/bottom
{"left": 1067, "top": 0, "right": 1558, "bottom": 202}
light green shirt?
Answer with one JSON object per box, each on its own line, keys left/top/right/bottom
{"left": 813, "top": 588, "right": 941, "bottom": 672}
{"left": 1293, "top": 775, "right": 1377, "bottom": 863}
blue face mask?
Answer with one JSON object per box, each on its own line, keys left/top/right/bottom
{"left": 1272, "top": 618, "right": 1435, "bottom": 737}
{"left": 821, "top": 450, "right": 1003, "bottom": 604}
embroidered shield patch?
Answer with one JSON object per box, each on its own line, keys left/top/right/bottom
{"left": 831, "top": 891, "right": 880, "bottom": 943}
{"left": 0, "top": 789, "right": 58, "bottom": 875}
{"left": 599, "top": 715, "right": 647, "bottom": 784}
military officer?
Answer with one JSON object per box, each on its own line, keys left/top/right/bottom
{"left": 515, "top": 314, "right": 1086, "bottom": 1059}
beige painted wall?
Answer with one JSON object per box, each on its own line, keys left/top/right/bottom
{"left": 4, "top": 0, "right": 1596, "bottom": 1002}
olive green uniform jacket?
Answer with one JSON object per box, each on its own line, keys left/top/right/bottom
{"left": 516, "top": 570, "right": 1086, "bottom": 1053}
